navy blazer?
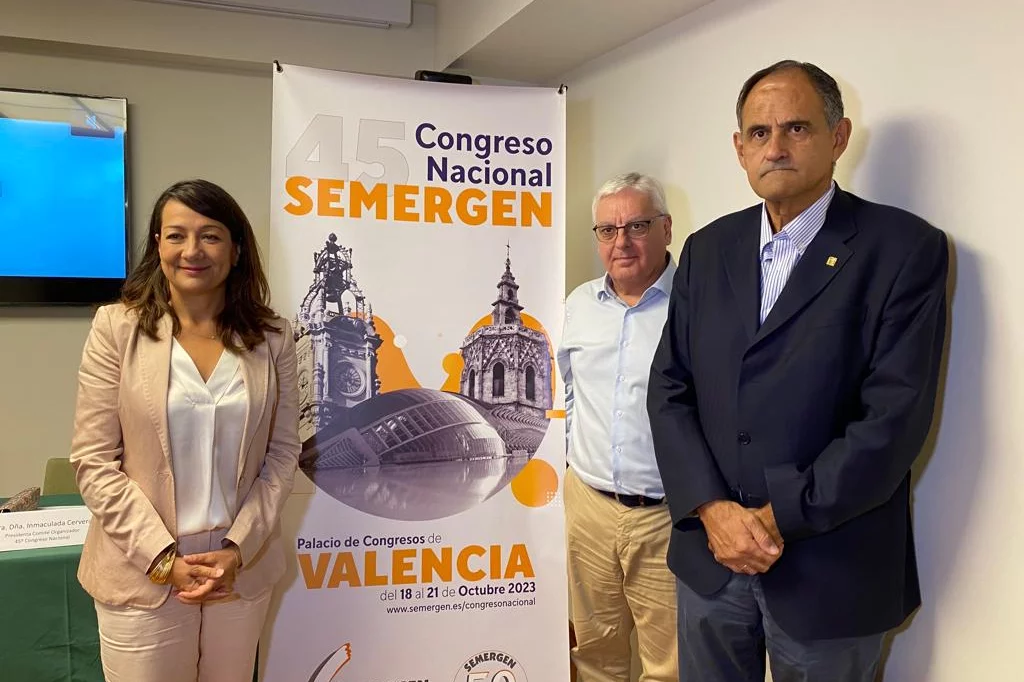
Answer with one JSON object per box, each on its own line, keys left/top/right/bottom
{"left": 648, "top": 187, "right": 948, "bottom": 640}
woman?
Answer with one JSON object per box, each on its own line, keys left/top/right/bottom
{"left": 70, "top": 179, "right": 300, "bottom": 681}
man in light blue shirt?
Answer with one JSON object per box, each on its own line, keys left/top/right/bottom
{"left": 559, "top": 172, "right": 678, "bottom": 682}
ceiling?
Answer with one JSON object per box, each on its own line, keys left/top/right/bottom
{"left": 433, "top": 0, "right": 715, "bottom": 84}
{"left": 126, "top": 0, "right": 714, "bottom": 84}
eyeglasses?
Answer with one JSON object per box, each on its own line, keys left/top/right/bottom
{"left": 592, "top": 215, "right": 666, "bottom": 242}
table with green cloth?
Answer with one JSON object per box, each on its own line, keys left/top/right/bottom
{"left": 0, "top": 494, "right": 102, "bottom": 682}
{"left": 0, "top": 494, "right": 263, "bottom": 682}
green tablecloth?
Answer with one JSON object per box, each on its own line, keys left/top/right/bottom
{"left": 0, "top": 494, "right": 103, "bottom": 682}
{"left": 0, "top": 495, "right": 262, "bottom": 681}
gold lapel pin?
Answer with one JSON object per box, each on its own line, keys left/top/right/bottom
{"left": 826, "top": 256, "right": 838, "bottom": 267}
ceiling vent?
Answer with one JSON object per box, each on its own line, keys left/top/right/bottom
{"left": 134, "top": 0, "right": 412, "bottom": 28}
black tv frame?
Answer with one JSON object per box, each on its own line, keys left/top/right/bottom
{"left": 0, "top": 86, "right": 130, "bottom": 307}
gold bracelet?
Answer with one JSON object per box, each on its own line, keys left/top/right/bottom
{"left": 229, "top": 543, "right": 243, "bottom": 569}
{"left": 155, "top": 550, "right": 174, "bottom": 584}
{"left": 148, "top": 546, "right": 175, "bottom": 585}
{"left": 148, "top": 550, "right": 171, "bottom": 585}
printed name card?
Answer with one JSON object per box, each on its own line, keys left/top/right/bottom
{"left": 0, "top": 506, "right": 91, "bottom": 551}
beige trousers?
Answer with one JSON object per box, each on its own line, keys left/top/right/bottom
{"left": 93, "top": 529, "right": 272, "bottom": 682}
{"left": 566, "top": 467, "right": 679, "bottom": 682}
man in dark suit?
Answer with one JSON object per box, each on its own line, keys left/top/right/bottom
{"left": 647, "top": 60, "right": 948, "bottom": 682}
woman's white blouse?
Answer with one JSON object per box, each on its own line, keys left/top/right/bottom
{"left": 167, "top": 339, "right": 248, "bottom": 536}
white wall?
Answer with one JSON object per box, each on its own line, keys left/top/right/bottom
{"left": 0, "top": 3, "right": 436, "bottom": 498}
{"left": 562, "top": 0, "right": 1022, "bottom": 678}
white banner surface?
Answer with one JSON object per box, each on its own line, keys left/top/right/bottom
{"left": 264, "top": 64, "right": 568, "bottom": 682}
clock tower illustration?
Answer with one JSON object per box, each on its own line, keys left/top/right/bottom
{"left": 294, "top": 233, "right": 382, "bottom": 445}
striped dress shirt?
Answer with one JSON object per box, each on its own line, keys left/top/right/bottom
{"left": 759, "top": 182, "right": 837, "bottom": 324}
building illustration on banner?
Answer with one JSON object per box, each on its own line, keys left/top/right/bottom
{"left": 458, "top": 245, "right": 552, "bottom": 454}
{"left": 295, "top": 233, "right": 383, "bottom": 441}
{"left": 294, "top": 234, "right": 553, "bottom": 521}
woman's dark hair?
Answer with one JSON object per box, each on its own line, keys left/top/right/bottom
{"left": 121, "top": 179, "right": 278, "bottom": 351}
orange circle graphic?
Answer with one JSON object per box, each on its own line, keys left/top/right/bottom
{"left": 511, "top": 459, "right": 560, "bottom": 508}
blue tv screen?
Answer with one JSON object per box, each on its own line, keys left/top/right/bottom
{"left": 0, "top": 88, "right": 129, "bottom": 305}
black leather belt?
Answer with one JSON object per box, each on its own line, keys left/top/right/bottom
{"left": 594, "top": 487, "right": 665, "bottom": 508}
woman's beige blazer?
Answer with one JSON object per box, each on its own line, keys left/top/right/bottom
{"left": 70, "top": 303, "right": 300, "bottom": 607}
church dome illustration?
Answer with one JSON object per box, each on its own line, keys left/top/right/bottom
{"left": 293, "top": 235, "right": 553, "bottom": 520}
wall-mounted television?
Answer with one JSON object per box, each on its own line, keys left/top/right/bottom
{"left": 0, "top": 87, "right": 129, "bottom": 306}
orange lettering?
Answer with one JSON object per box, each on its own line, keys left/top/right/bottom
{"left": 521, "top": 192, "right": 552, "bottom": 227}
{"left": 393, "top": 184, "right": 419, "bottom": 222}
{"left": 350, "top": 181, "right": 388, "bottom": 220}
{"left": 456, "top": 189, "right": 488, "bottom": 226}
{"left": 423, "top": 547, "right": 453, "bottom": 582}
{"left": 392, "top": 548, "right": 417, "bottom": 585}
{"left": 284, "top": 176, "right": 313, "bottom": 215}
{"left": 489, "top": 544, "right": 503, "bottom": 579}
{"left": 298, "top": 552, "right": 330, "bottom": 589}
{"left": 457, "top": 545, "right": 486, "bottom": 581}
{"left": 424, "top": 186, "right": 453, "bottom": 224}
{"left": 503, "top": 543, "right": 535, "bottom": 579}
{"left": 317, "top": 178, "right": 345, "bottom": 217}
{"left": 364, "top": 550, "right": 388, "bottom": 586}
{"left": 492, "top": 191, "right": 517, "bottom": 227}
{"left": 326, "top": 552, "right": 361, "bottom": 588}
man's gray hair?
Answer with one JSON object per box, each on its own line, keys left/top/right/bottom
{"left": 735, "top": 60, "right": 845, "bottom": 130}
{"left": 591, "top": 172, "right": 669, "bottom": 223}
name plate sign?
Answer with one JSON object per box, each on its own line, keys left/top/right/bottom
{"left": 0, "top": 506, "right": 91, "bottom": 551}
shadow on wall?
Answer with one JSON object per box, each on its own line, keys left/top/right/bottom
{"left": 855, "top": 118, "right": 987, "bottom": 682}
{"left": 832, "top": 76, "right": 868, "bottom": 192}
{"left": 662, "top": 182, "right": 692, "bottom": 263}
{"left": 565, "top": 93, "right": 696, "bottom": 292}
{"left": 565, "top": 95, "right": 603, "bottom": 295}
{"left": 259, "top": 483, "right": 314, "bottom": 672}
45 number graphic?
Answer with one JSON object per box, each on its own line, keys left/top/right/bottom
{"left": 286, "top": 115, "right": 410, "bottom": 190}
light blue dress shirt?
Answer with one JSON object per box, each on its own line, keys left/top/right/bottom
{"left": 557, "top": 258, "right": 676, "bottom": 498}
